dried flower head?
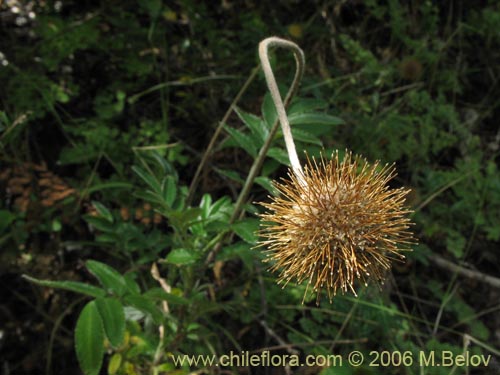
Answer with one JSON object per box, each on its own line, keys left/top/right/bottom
{"left": 258, "top": 151, "right": 414, "bottom": 303}
{"left": 256, "top": 37, "right": 415, "bottom": 304}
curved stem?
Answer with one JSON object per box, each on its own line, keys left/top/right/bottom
{"left": 230, "top": 37, "right": 305, "bottom": 223}
{"left": 204, "top": 37, "right": 305, "bottom": 265}
{"left": 259, "top": 37, "right": 305, "bottom": 184}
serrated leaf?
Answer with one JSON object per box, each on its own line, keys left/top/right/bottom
{"left": 22, "top": 275, "right": 106, "bottom": 298}
{"left": 75, "top": 301, "right": 105, "bottom": 375}
{"left": 86, "top": 260, "right": 127, "bottom": 296}
{"left": 91, "top": 201, "right": 113, "bottom": 223}
{"left": 223, "top": 125, "right": 258, "bottom": 157}
{"left": 95, "top": 297, "right": 125, "bottom": 348}
{"left": 235, "top": 107, "right": 268, "bottom": 142}
{"left": 267, "top": 147, "right": 290, "bottom": 166}
{"left": 132, "top": 165, "right": 161, "bottom": 194}
{"left": 123, "top": 294, "right": 163, "bottom": 324}
{"left": 232, "top": 218, "right": 260, "bottom": 244}
{"left": 208, "top": 196, "right": 232, "bottom": 219}
{"left": 288, "top": 112, "right": 344, "bottom": 126}
{"left": 166, "top": 248, "right": 198, "bottom": 265}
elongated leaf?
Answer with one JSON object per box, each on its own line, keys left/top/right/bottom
{"left": 108, "top": 353, "right": 122, "bottom": 375}
{"left": 124, "top": 273, "right": 141, "bottom": 295}
{"left": 84, "top": 216, "right": 115, "bottom": 232}
{"left": 86, "top": 260, "right": 127, "bottom": 296}
{"left": 162, "top": 175, "right": 177, "bottom": 207}
{"left": 85, "top": 182, "right": 133, "bottom": 195}
{"left": 232, "top": 218, "right": 260, "bottom": 244}
{"left": 235, "top": 107, "right": 268, "bottom": 142}
{"left": 214, "top": 168, "right": 244, "bottom": 184}
{"left": 288, "top": 98, "right": 328, "bottom": 114}
{"left": 291, "top": 128, "right": 323, "bottom": 146}
{"left": 75, "top": 301, "right": 105, "bottom": 375}
{"left": 95, "top": 297, "right": 125, "bottom": 348}
{"left": 166, "top": 248, "right": 198, "bottom": 265}
{"left": 288, "top": 112, "right": 344, "bottom": 126}
{"left": 144, "top": 288, "right": 190, "bottom": 305}
{"left": 223, "top": 125, "right": 257, "bottom": 157}
{"left": 267, "top": 147, "right": 290, "bottom": 166}
{"left": 91, "top": 201, "right": 113, "bottom": 223}
{"left": 261, "top": 93, "right": 278, "bottom": 129}
{"left": 255, "top": 176, "right": 278, "bottom": 195}
{"left": 199, "top": 193, "right": 212, "bottom": 219}
{"left": 132, "top": 165, "right": 161, "bottom": 194}
{"left": 22, "top": 275, "right": 106, "bottom": 298}
{"left": 123, "top": 294, "right": 163, "bottom": 324}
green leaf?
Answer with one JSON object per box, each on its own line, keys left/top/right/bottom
{"left": 254, "top": 176, "right": 277, "bottom": 195}
{"left": 223, "top": 125, "right": 258, "bottom": 157}
{"left": 288, "top": 112, "right": 344, "bottom": 126}
{"left": 267, "top": 147, "right": 290, "bottom": 166}
{"left": 261, "top": 93, "right": 278, "bottom": 129}
{"left": 75, "top": 301, "right": 105, "bottom": 375}
{"left": 123, "top": 294, "right": 163, "bottom": 324}
{"left": 165, "top": 248, "right": 198, "bottom": 265}
{"left": 95, "top": 297, "right": 125, "bottom": 348}
{"left": 84, "top": 216, "right": 115, "bottom": 232}
{"left": 235, "top": 107, "right": 268, "bottom": 142}
{"left": 22, "top": 275, "right": 106, "bottom": 298}
{"left": 108, "top": 353, "right": 122, "bottom": 375}
{"left": 288, "top": 98, "right": 328, "bottom": 114}
{"left": 199, "top": 193, "right": 212, "bottom": 219}
{"left": 144, "top": 288, "right": 190, "bottom": 305}
{"left": 0, "top": 210, "right": 16, "bottom": 234}
{"left": 232, "top": 218, "right": 260, "bottom": 244}
{"left": 124, "top": 273, "right": 141, "bottom": 295}
{"left": 86, "top": 260, "right": 127, "bottom": 296}
{"left": 217, "top": 241, "right": 257, "bottom": 269}
{"left": 132, "top": 165, "right": 161, "bottom": 194}
{"left": 162, "top": 175, "right": 177, "bottom": 207}
{"left": 291, "top": 128, "right": 323, "bottom": 146}
{"left": 91, "top": 201, "right": 113, "bottom": 223}
{"left": 215, "top": 168, "right": 244, "bottom": 184}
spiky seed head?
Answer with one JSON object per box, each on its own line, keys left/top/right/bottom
{"left": 258, "top": 150, "right": 415, "bottom": 304}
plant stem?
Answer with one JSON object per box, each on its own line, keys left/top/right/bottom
{"left": 229, "top": 37, "right": 305, "bottom": 224}
{"left": 258, "top": 37, "right": 306, "bottom": 184}
{"left": 204, "top": 37, "right": 305, "bottom": 265}
{"left": 187, "top": 66, "right": 260, "bottom": 205}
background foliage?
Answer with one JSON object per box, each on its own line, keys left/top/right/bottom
{"left": 1, "top": 1, "right": 499, "bottom": 374}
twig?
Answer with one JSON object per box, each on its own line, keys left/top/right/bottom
{"left": 259, "top": 319, "right": 299, "bottom": 355}
{"left": 429, "top": 253, "right": 500, "bottom": 289}
{"left": 258, "top": 37, "right": 306, "bottom": 184}
{"left": 186, "top": 66, "right": 260, "bottom": 205}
